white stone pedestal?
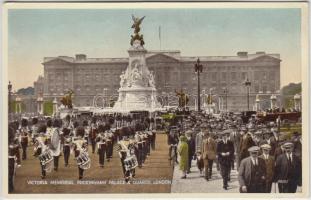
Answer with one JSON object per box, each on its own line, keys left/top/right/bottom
{"left": 112, "top": 40, "right": 161, "bottom": 113}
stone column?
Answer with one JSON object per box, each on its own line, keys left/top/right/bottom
{"left": 255, "top": 94, "right": 260, "bottom": 111}
{"left": 15, "top": 96, "right": 22, "bottom": 113}
{"left": 37, "top": 96, "right": 44, "bottom": 115}
{"left": 294, "top": 94, "right": 301, "bottom": 111}
{"left": 270, "top": 95, "right": 277, "bottom": 110}
{"left": 53, "top": 98, "right": 58, "bottom": 115}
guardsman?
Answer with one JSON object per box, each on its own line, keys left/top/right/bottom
{"left": 19, "top": 118, "right": 29, "bottom": 160}
{"left": 34, "top": 124, "right": 52, "bottom": 179}
{"left": 89, "top": 118, "right": 98, "bottom": 154}
{"left": 217, "top": 130, "right": 234, "bottom": 190}
{"left": 8, "top": 126, "right": 21, "bottom": 192}
{"left": 50, "top": 119, "right": 62, "bottom": 171}
{"left": 259, "top": 144, "right": 275, "bottom": 193}
{"left": 105, "top": 125, "right": 114, "bottom": 161}
{"left": 151, "top": 129, "right": 156, "bottom": 150}
{"left": 238, "top": 146, "right": 266, "bottom": 193}
{"left": 275, "top": 142, "right": 302, "bottom": 193}
{"left": 135, "top": 131, "right": 143, "bottom": 168}
{"left": 83, "top": 120, "right": 90, "bottom": 143}
{"left": 72, "top": 126, "right": 89, "bottom": 180}
{"left": 141, "top": 132, "right": 147, "bottom": 163}
{"left": 62, "top": 128, "right": 71, "bottom": 167}
{"left": 96, "top": 125, "right": 107, "bottom": 168}
{"left": 146, "top": 130, "right": 152, "bottom": 156}
{"left": 31, "top": 117, "right": 39, "bottom": 144}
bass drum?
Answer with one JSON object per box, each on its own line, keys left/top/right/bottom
{"left": 76, "top": 151, "right": 91, "bottom": 170}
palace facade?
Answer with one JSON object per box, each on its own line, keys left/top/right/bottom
{"left": 41, "top": 50, "right": 281, "bottom": 111}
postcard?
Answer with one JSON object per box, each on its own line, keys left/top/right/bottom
{"left": 1, "top": 2, "right": 309, "bottom": 198}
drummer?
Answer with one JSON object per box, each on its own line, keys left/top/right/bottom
{"left": 72, "top": 126, "right": 89, "bottom": 180}
{"left": 33, "top": 124, "right": 51, "bottom": 179}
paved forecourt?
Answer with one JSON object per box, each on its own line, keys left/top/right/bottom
{"left": 171, "top": 158, "right": 239, "bottom": 193}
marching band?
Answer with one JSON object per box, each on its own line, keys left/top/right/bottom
{"left": 7, "top": 110, "right": 302, "bottom": 193}
{"left": 8, "top": 113, "right": 158, "bottom": 190}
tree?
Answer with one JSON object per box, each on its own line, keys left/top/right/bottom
{"left": 43, "top": 101, "right": 53, "bottom": 116}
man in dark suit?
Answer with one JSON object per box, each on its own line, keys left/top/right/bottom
{"left": 238, "top": 146, "right": 266, "bottom": 193}
{"left": 239, "top": 129, "right": 255, "bottom": 168}
{"left": 291, "top": 132, "right": 302, "bottom": 159}
{"left": 229, "top": 126, "right": 240, "bottom": 170}
{"left": 270, "top": 127, "right": 280, "bottom": 157}
{"left": 275, "top": 142, "right": 302, "bottom": 193}
{"left": 259, "top": 144, "right": 275, "bottom": 193}
{"left": 217, "top": 130, "right": 234, "bottom": 190}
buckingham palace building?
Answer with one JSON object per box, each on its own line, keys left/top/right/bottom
{"left": 41, "top": 50, "right": 281, "bottom": 112}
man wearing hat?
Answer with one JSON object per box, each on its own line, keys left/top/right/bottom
{"left": 259, "top": 144, "right": 275, "bottom": 192}
{"left": 270, "top": 127, "right": 279, "bottom": 152}
{"left": 185, "top": 130, "right": 195, "bottom": 174}
{"left": 253, "top": 130, "right": 263, "bottom": 146}
{"left": 201, "top": 130, "right": 217, "bottom": 180}
{"left": 229, "top": 126, "right": 240, "bottom": 170}
{"left": 291, "top": 132, "right": 302, "bottom": 159}
{"left": 238, "top": 146, "right": 266, "bottom": 193}
{"left": 275, "top": 142, "right": 302, "bottom": 193}
{"left": 195, "top": 125, "right": 206, "bottom": 153}
{"left": 217, "top": 130, "right": 234, "bottom": 190}
{"left": 239, "top": 128, "right": 255, "bottom": 168}
{"left": 260, "top": 130, "right": 276, "bottom": 156}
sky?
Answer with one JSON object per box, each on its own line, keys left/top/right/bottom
{"left": 8, "top": 8, "right": 301, "bottom": 90}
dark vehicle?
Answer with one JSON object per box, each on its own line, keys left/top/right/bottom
{"left": 256, "top": 111, "right": 301, "bottom": 123}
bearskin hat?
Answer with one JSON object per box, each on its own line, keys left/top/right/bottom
{"left": 98, "top": 125, "right": 105, "bottom": 133}
{"left": 62, "top": 127, "right": 70, "bottom": 136}
{"left": 21, "top": 118, "right": 28, "bottom": 127}
{"left": 76, "top": 126, "right": 85, "bottom": 137}
{"left": 46, "top": 118, "right": 53, "bottom": 127}
{"left": 38, "top": 124, "right": 47, "bottom": 134}
{"left": 32, "top": 117, "right": 38, "bottom": 125}
{"left": 52, "top": 118, "right": 62, "bottom": 128}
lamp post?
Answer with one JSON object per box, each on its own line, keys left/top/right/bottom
{"left": 244, "top": 78, "right": 251, "bottom": 111}
{"left": 8, "top": 81, "right": 12, "bottom": 115}
{"left": 194, "top": 58, "right": 203, "bottom": 112}
{"left": 223, "top": 87, "right": 228, "bottom": 112}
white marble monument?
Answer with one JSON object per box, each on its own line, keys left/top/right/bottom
{"left": 113, "top": 15, "right": 161, "bottom": 112}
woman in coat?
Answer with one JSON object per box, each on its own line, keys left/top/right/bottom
{"left": 178, "top": 135, "right": 189, "bottom": 179}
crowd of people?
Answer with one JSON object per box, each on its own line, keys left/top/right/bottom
{"left": 8, "top": 113, "right": 157, "bottom": 192}
{"left": 167, "top": 111, "right": 302, "bottom": 193}
{"left": 8, "top": 110, "right": 302, "bottom": 194}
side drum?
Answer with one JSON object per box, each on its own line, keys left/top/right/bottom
{"left": 124, "top": 155, "right": 138, "bottom": 171}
